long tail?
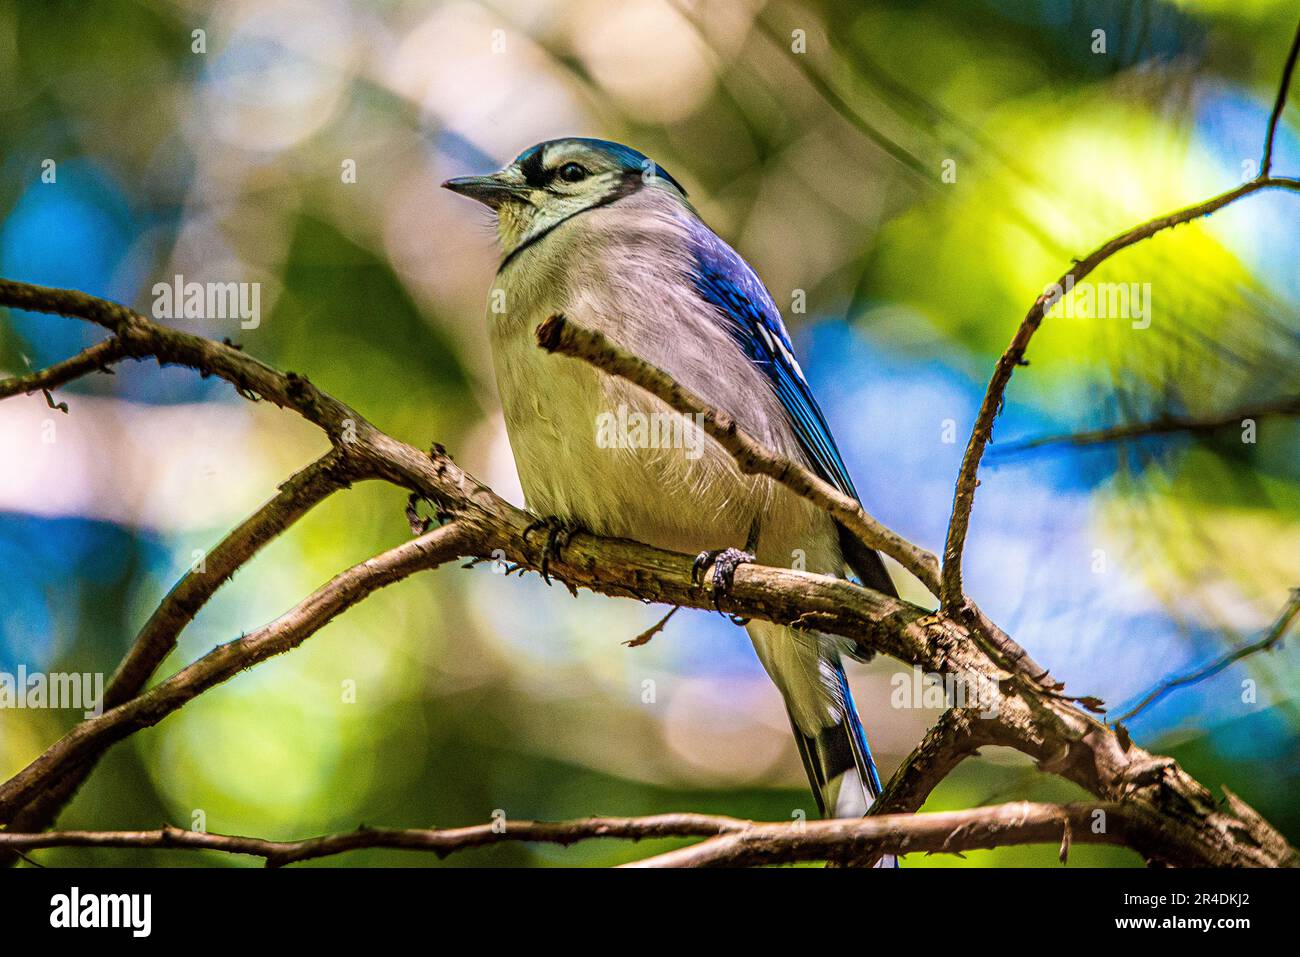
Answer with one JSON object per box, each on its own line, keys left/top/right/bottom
{"left": 747, "top": 620, "right": 891, "bottom": 813}
{"left": 745, "top": 524, "right": 897, "bottom": 859}
{"left": 747, "top": 617, "right": 897, "bottom": 866}
{"left": 788, "top": 656, "right": 883, "bottom": 819}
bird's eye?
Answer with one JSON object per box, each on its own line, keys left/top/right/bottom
{"left": 556, "top": 162, "right": 588, "bottom": 183}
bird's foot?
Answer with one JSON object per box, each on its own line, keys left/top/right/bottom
{"left": 692, "top": 547, "right": 755, "bottom": 623}
{"left": 523, "top": 515, "right": 584, "bottom": 585}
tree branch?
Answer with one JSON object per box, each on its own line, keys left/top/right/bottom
{"left": 1, "top": 451, "right": 360, "bottom": 840}
{"left": 0, "top": 522, "right": 470, "bottom": 820}
{"left": 1263, "top": 17, "right": 1300, "bottom": 177}
{"left": 0, "top": 801, "right": 1138, "bottom": 868}
{"left": 942, "top": 176, "right": 1300, "bottom": 609}
{"left": 2, "top": 280, "right": 1296, "bottom": 867}
{"left": 1113, "top": 589, "right": 1300, "bottom": 725}
{"left": 872, "top": 708, "right": 993, "bottom": 816}
{"left": 0, "top": 279, "right": 359, "bottom": 438}
{"left": 0, "top": 336, "right": 125, "bottom": 402}
{"left": 536, "top": 312, "right": 1059, "bottom": 690}
{"left": 941, "top": 15, "right": 1300, "bottom": 608}
{"left": 0, "top": 813, "right": 751, "bottom": 868}
{"left": 627, "top": 801, "right": 1137, "bottom": 867}
{"left": 991, "top": 396, "right": 1300, "bottom": 456}
{"left": 5, "top": 17, "right": 1300, "bottom": 872}
{"left": 534, "top": 313, "right": 942, "bottom": 596}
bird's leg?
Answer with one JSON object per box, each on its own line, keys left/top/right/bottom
{"left": 692, "top": 521, "right": 759, "bottom": 623}
{"left": 523, "top": 514, "right": 585, "bottom": 585}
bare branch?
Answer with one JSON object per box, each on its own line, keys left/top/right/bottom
{"left": 0, "top": 522, "right": 470, "bottom": 820}
{"left": 992, "top": 396, "right": 1300, "bottom": 456}
{"left": 0, "top": 337, "right": 126, "bottom": 402}
{"left": 111, "top": 453, "right": 361, "bottom": 700}
{"left": 943, "top": 17, "right": 1300, "bottom": 608}
{"left": 627, "top": 801, "right": 1135, "bottom": 867}
{"left": 1113, "top": 589, "right": 1300, "bottom": 725}
{"left": 0, "top": 802, "right": 1138, "bottom": 868}
{"left": 0, "top": 813, "right": 751, "bottom": 868}
{"left": 2, "top": 451, "right": 360, "bottom": 837}
{"left": 0, "top": 279, "right": 359, "bottom": 438}
{"left": 852, "top": 707, "right": 996, "bottom": 867}
{"left": 535, "top": 312, "right": 1058, "bottom": 688}
{"left": 872, "top": 708, "right": 993, "bottom": 816}
{"left": 0, "top": 279, "right": 495, "bottom": 515}
{"left": 1263, "top": 17, "right": 1300, "bottom": 177}
{"left": 2, "top": 278, "right": 1295, "bottom": 867}
{"left": 941, "top": 176, "right": 1300, "bottom": 610}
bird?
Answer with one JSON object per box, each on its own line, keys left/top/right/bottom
{"left": 444, "top": 137, "right": 899, "bottom": 833}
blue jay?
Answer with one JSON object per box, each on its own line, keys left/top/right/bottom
{"left": 445, "top": 137, "right": 898, "bottom": 826}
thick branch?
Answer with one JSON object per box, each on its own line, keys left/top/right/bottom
{"left": 2, "top": 280, "right": 1295, "bottom": 868}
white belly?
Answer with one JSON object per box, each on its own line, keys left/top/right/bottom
{"left": 490, "top": 304, "right": 760, "bottom": 557}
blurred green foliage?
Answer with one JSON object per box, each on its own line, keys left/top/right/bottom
{"left": 1, "top": 0, "right": 1298, "bottom": 866}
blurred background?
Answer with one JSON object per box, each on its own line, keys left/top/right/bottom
{"left": 1, "top": 0, "right": 1297, "bottom": 867}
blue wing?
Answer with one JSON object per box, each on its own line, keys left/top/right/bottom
{"left": 687, "top": 220, "right": 896, "bottom": 597}
{"left": 687, "top": 221, "right": 859, "bottom": 501}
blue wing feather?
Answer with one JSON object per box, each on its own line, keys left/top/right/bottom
{"left": 687, "top": 221, "right": 860, "bottom": 502}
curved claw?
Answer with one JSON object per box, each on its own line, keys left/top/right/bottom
{"left": 692, "top": 547, "right": 755, "bottom": 618}
{"left": 524, "top": 515, "right": 583, "bottom": 585}
{"left": 691, "top": 550, "right": 713, "bottom": 587}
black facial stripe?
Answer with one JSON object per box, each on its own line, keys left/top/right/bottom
{"left": 607, "top": 170, "right": 643, "bottom": 200}
{"left": 519, "top": 147, "right": 547, "bottom": 186}
{"left": 496, "top": 173, "right": 643, "bottom": 273}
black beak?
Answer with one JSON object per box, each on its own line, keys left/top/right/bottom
{"left": 441, "top": 175, "right": 527, "bottom": 209}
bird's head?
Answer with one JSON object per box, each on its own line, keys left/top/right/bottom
{"left": 443, "top": 137, "right": 687, "bottom": 256}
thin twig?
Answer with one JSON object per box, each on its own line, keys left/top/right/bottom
{"left": 992, "top": 396, "right": 1300, "bottom": 456}
{"left": 746, "top": 12, "right": 928, "bottom": 177}
{"left": 1113, "top": 590, "right": 1300, "bottom": 724}
{"left": 0, "top": 337, "right": 126, "bottom": 401}
{"left": 1262, "top": 17, "right": 1300, "bottom": 177}
{"left": 941, "top": 175, "right": 1300, "bottom": 610}
{"left": 0, "top": 813, "right": 751, "bottom": 868}
{"left": 624, "top": 606, "right": 679, "bottom": 647}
